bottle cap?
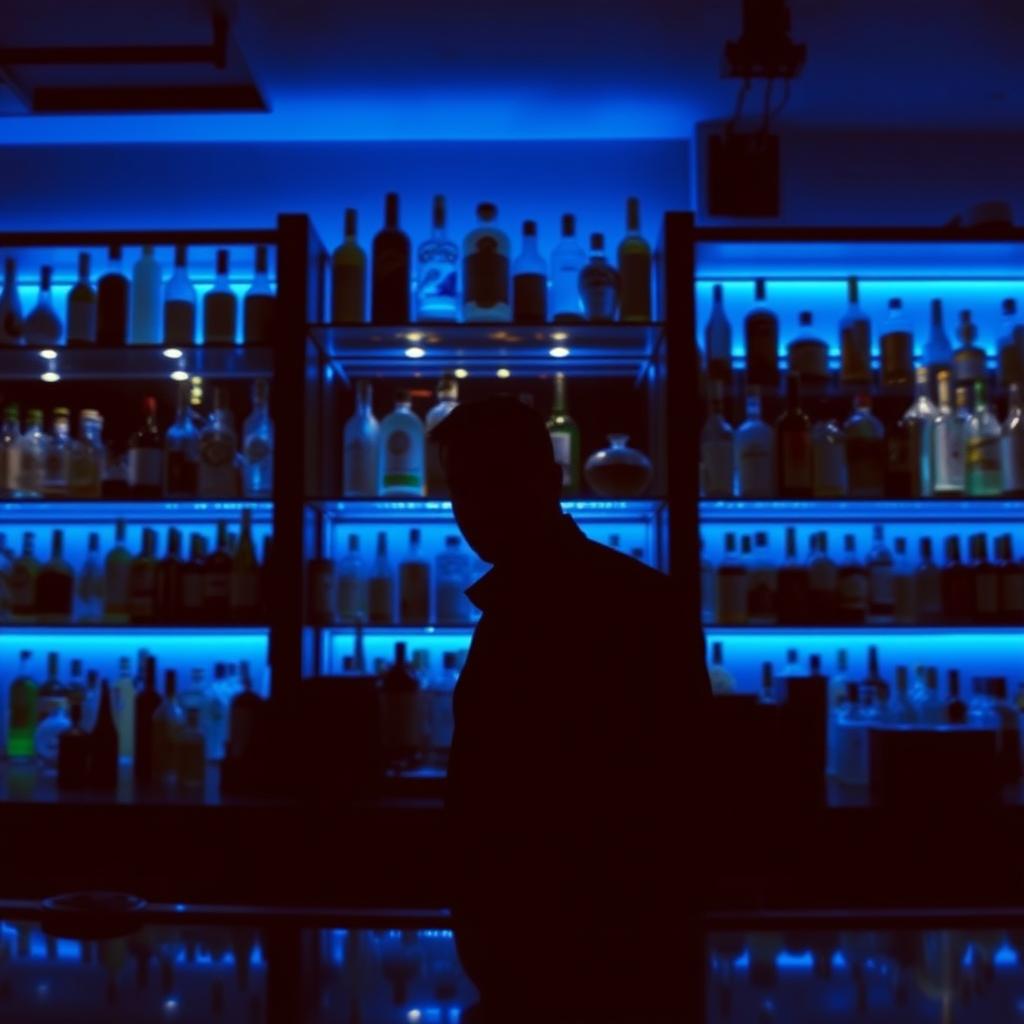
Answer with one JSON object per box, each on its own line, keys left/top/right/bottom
{"left": 1003, "top": 298, "right": 1017, "bottom": 314}
{"left": 561, "top": 213, "right": 576, "bottom": 236}
{"left": 523, "top": 220, "right": 537, "bottom": 237}
{"left": 590, "top": 232, "right": 605, "bottom": 250}
{"left": 477, "top": 202, "right": 497, "bottom": 220}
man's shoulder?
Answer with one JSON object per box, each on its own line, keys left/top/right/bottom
{"left": 575, "top": 538, "right": 678, "bottom": 598}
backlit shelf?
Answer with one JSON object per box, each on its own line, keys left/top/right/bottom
{"left": 315, "top": 498, "right": 665, "bottom": 522}
{"left": 701, "top": 499, "right": 1024, "bottom": 524}
{"left": 320, "top": 624, "right": 475, "bottom": 635}
{"left": 705, "top": 625, "right": 1023, "bottom": 636}
{"left": 0, "top": 500, "right": 273, "bottom": 522}
{"left": 0, "top": 623, "right": 270, "bottom": 633}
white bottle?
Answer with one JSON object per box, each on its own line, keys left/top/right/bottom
{"left": 435, "top": 535, "right": 472, "bottom": 624}
{"left": 550, "top": 214, "right": 588, "bottom": 323}
{"left": 462, "top": 202, "right": 511, "bottom": 323}
{"left": 336, "top": 533, "right": 366, "bottom": 623}
{"left": 734, "top": 386, "right": 774, "bottom": 498}
{"left": 379, "top": 389, "right": 425, "bottom": 497}
{"left": 77, "top": 532, "right": 105, "bottom": 622}
{"left": 343, "top": 380, "right": 379, "bottom": 497}
{"left": 131, "top": 245, "right": 163, "bottom": 345}
{"left": 112, "top": 656, "right": 136, "bottom": 761}
{"left": 424, "top": 377, "right": 459, "bottom": 497}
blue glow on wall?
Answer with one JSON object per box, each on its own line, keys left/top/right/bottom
{"left": 702, "top": 499, "right": 1024, "bottom": 525}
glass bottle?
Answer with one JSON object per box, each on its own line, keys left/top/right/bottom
{"left": 0, "top": 404, "right": 18, "bottom": 498}
{"left": 104, "top": 519, "right": 131, "bottom": 620}
{"left": 203, "top": 249, "right": 237, "bottom": 345}
{"left": 337, "top": 533, "right": 366, "bottom": 624}
{"left": 130, "top": 244, "right": 162, "bottom": 345}
{"left": 127, "top": 396, "right": 163, "bottom": 498}
{"left": 0, "top": 257, "right": 23, "bottom": 346}
{"left": 462, "top": 201, "right": 510, "bottom": 323}
{"left": 368, "top": 531, "right": 394, "bottom": 624}
{"left": 163, "top": 244, "right": 197, "bottom": 345}
{"left": 879, "top": 297, "right": 914, "bottom": 392}
{"left": 36, "top": 528, "right": 73, "bottom": 620}
{"left": 998, "top": 534, "right": 1024, "bottom": 625}
{"left": 807, "top": 531, "right": 838, "bottom": 625}
{"left": 941, "top": 535, "right": 973, "bottom": 624}
{"left": 704, "top": 283, "right": 732, "bottom": 388}
{"left": 88, "top": 681, "right": 120, "bottom": 790}
{"left": 379, "top": 389, "right": 425, "bottom": 497}
{"left": 380, "top": 641, "right": 422, "bottom": 770}
{"left": 10, "top": 531, "right": 39, "bottom": 617}
{"left": 96, "top": 244, "right": 129, "bottom": 347}
{"left": 892, "top": 536, "right": 915, "bottom": 625}
{"left": 399, "top": 528, "right": 430, "bottom": 625}
{"left": 23, "top": 265, "right": 63, "bottom": 347}
{"left": 787, "top": 311, "right": 829, "bottom": 392}
{"left": 914, "top": 536, "right": 942, "bottom": 624}
{"left": 34, "top": 651, "right": 69, "bottom": 774}
{"left": 343, "top": 380, "right": 379, "bottom": 497}
{"left": 7, "top": 650, "right": 36, "bottom": 760}
{"left": 775, "top": 373, "right": 812, "bottom": 498}
{"left": 836, "top": 533, "right": 868, "bottom": 625}
{"left": 128, "top": 527, "right": 158, "bottom": 624}
{"left": 924, "top": 298, "right": 953, "bottom": 400}
{"left": 156, "top": 527, "right": 183, "bottom": 622}
{"left": 583, "top": 434, "right": 653, "bottom": 498}
{"left": 966, "top": 380, "right": 1002, "bottom": 496}
{"left": 811, "top": 407, "right": 847, "bottom": 498}
{"left": 953, "top": 309, "right": 987, "bottom": 387}
{"left": 230, "top": 510, "right": 260, "bottom": 623}
{"left": 1001, "top": 382, "right": 1024, "bottom": 496}
{"left": 843, "top": 394, "right": 885, "bottom": 498}
{"left": 68, "top": 409, "right": 105, "bottom": 498}
{"left": 243, "top": 244, "right": 276, "bottom": 345}
{"left": 42, "top": 407, "right": 72, "bottom": 498}
{"left": 416, "top": 195, "right": 459, "bottom": 323}
{"left": 545, "top": 371, "right": 580, "bottom": 495}
{"left": 15, "top": 409, "right": 46, "bottom": 497}
{"left": 424, "top": 377, "right": 459, "bottom": 497}
{"left": 618, "top": 196, "right": 652, "bottom": 323}
{"left": 933, "top": 372, "right": 967, "bottom": 496}
{"left": 826, "top": 650, "right": 851, "bottom": 777}
{"left": 889, "top": 365, "right": 936, "bottom": 498}
{"left": 66, "top": 252, "right": 97, "bottom": 346}
{"left": 549, "top": 213, "right": 587, "bottom": 323}
{"left": 242, "top": 379, "right": 274, "bottom": 499}
{"left": 715, "top": 532, "right": 748, "bottom": 625}
{"left": 866, "top": 524, "right": 894, "bottom": 624}
{"left": 998, "top": 298, "right": 1022, "bottom": 392}
{"left": 435, "top": 535, "right": 472, "bottom": 624}
{"left": 707, "top": 642, "right": 736, "bottom": 695}
{"left": 946, "top": 669, "right": 967, "bottom": 725}
{"left": 332, "top": 208, "right": 367, "bottom": 324}
{"left": 197, "top": 388, "right": 239, "bottom": 499}
{"left": 701, "top": 379, "right": 734, "bottom": 498}
{"left": 176, "top": 707, "right": 206, "bottom": 790}
{"left": 744, "top": 531, "right": 775, "bottom": 624}
{"left": 971, "top": 533, "right": 1000, "bottom": 625}
{"left": 204, "top": 522, "right": 233, "bottom": 620}
{"left": 733, "top": 386, "right": 774, "bottom": 498}
{"left": 700, "top": 537, "right": 716, "bottom": 624}
{"left": 776, "top": 525, "right": 809, "bottom": 624}
{"left": 512, "top": 220, "right": 548, "bottom": 324}
{"left": 578, "top": 232, "right": 619, "bottom": 323}
{"left": 372, "top": 193, "right": 412, "bottom": 324}
{"left": 77, "top": 531, "right": 104, "bottom": 622}
{"left": 839, "top": 276, "right": 871, "bottom": 390}
{"left": 151, "top": 669, "right": 184, "bottom": 785}
{"left": 180, "top": 534, "right": 207, "bottom": 623}
{"left": 744, "top": 278, "right": 778, "bottom": 392}
{"left": 165, "top": 381, "right": 199, "bottom": 498}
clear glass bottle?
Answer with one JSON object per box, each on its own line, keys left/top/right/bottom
{"left": 68, "top": 409, "right": 105, "bottom": 498}
{"left": 42, "top": 407, "right": 72, "bottom": 498}
{"left": 715, "top": 532, "right": 748, "bottom": 626}
{"left": 23, "top": 265, "right": 63, "bottom": 347}
{"left": 866, "top": 524, "right": 894, "bottom": 624}
{"left": 617, "top": 197, "right": 652, "bottom": 323}
{"left": 243, "top": 244, "right": 276, "bottom": 345}
{"left": 775, "top": 373, "right": 812, "bottom": 498}
{"left": 892, "top": 536, "right": 915, "bottom": 625}
{"left": 66, "top": 252, "right": 97, "bottom": 346}
{"left": 699, "top": 379, "right": 733, "bottom": 498}
{"left": 966, "top": 380, "right": 1002, "bottom": 496}
{"left": 462, "top": 201, "right": 510, "bottom": 323}
{"left": 379, "top": 389, "right": 425, "bottom": 497}
{"left": 836, "top": 533, "right": 868, "bottom": 625}
{"left": 15, "top": 408, "right": 46, "bottom": 497}
{"left": 399, "top": 528, "right": 430, "bottom": 625}
{"left": 128, "top": 527, "right": 158, "bottom": 624}
{"left": 424, "top": 377, "right": 459, "bottom": 497}
{"left": 839, "top": 276, "right": 871, "bottom": 390}
{"left": 546, "top": 371, "right": 580, "bottom": 495}
{"left": 879, "top": 297, "right": 914, "bottom": 392}
{"left": 512, "top": 220, "right": 548, "bottom": 324}
{"left": 998, "top": 298, "right": 1022, "bottom": 391}
{"left": 197, "top": 388, "right": 239, "bottom": 499}
{"left": 332, "top": 208, "right": 367, "bottom": 324}
{"left": 811, "top": 408, "right": 847, "bottom": 498}
{"left": 372, "top": 193, "right": 412, "bottom": 324}
{"left": 924, "top": 298, "right": 953, "bottom": 400}
{"left": 343, "top": 380, "right": 379, "bottom": 497}
{"left": 584, "top": 434, "right": 653, "bottom": 498}
{"left": 163, "top": 244, "right": 197, "bottom": 345}
{"left": 130, "top": 243, "right": 162, "bottom": 345}
{"left": 0, "top": 257, "right": 23, "bottom": 346}
{"left": 578, "top": 232, "right": 619, "bottom": 323}
{"left": 368, "top": 531, "right": 394, "bottom": 624}
{"left": 748, "top": 530, "right": 777, "bottom": 624}
{"left": 336, "top": 533, "right": 366, "bottom": 624}
{"left": 152, "top": 669, "right": 185, "bottom": 785}
{"left": 435, "top": 535, "right": 472, "bottom": 624}
{"left": 96, "top": 244, "right": 129, "bottom": 347}
{"left": 0, "top": 403, "right": 20, "bottom": 498}
{"left": 707, "top": 642, "right": 736, "bottom": 695}
{"left": 744, "top": 278, "right": 777, "bottom": 392}
{"left": 1001, "top": 382, "right": 1024, "bottom": 497}
{"left": 165, "top": 381, "right": 200, "bottom": 498}
{"left": 914, "top": 536, "right": 942, "bottom": 624}
{"left": 416, "top": 195, "right": 459, "bottom": 323}
{"left": 242, "top": 378, "right": 274, "bottom": 499}
{"left": 933, "top": 371, "right": 967, "bottom": 496}
{"left": 76, "top": 531, "right": 104, "bottom": 623}
{"left": 787, "top": 310, "right": 830, "bottom": 391}
{"left": 807, "top": 531, "right": 837, "bottom": 624}
{"left": 203, "top": 249, "right": 237, "bottom": 345}
{"left": 127, "top": 396, "right": 163, "bottom": 498}
{"left": 176, "top": 707, "right": 206, "bottom": 789}
{"left": 549, "top": 213, "right": 587, "bottom": 323}
{"left": 705, "top": 283, "right": 732, "bottom": 388}
{"left": 826, "top": 649, "right": 850, "bottom": 777}
{"left": 734, "top": 386, "right": 774, "bottom": 498}
{"left": 953, "top": 309, "right": 987, "bottom": 386}
{"left": 843, "top": 394, "right": 885, "bottom": 498}
{"left": 891, "top": 365, "right": 936, "bottom": 498}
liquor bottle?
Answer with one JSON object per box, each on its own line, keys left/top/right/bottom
{"left": 0, "top": 404, "right": 19, "bottom": 498}
{"left": 23, "top": 265, "right": 62, "bottom": 346}
{"left": 380, "top": 642, "right": 422, "bottom": 769}
{"left": 998, "top": 534, "right": 1024, "bottom": 625}
{"left": 618, "top": 197, "right": 652, "bottom": 323}
{"left": 578, "top": 232, "right": 619, "bottom": 323}
{"left": 811, "top": 407, "right": 847, "bottom": 498}
{"left": 66, "top": 657, "right": 86, "bottom": 709}
{"left": 332, "top": 208, "right": 367, "bottom": 324}
{"left": 424, "top": 377, "right": 459, "bottom": 497}
{"left": 953, "top": 310, "right": 986, "bottom": 386}
{"left": 156, "top": 527, "right": 183, "bottom": 622}
{"left": 244, "top": 244, "right": 275, "bottom": 344}
{"left": 933, "top": 372, "right": 967, "bottom": 496}
{"left": 42, "top": 407, "right": 72, "bottom": 497}
{"left": 15, "top": 409, "right": 45, "bottom": 497}
{"left": 130, "top": 244, "right": 162, "bottom": 345}
{"left": 892, "top": 537, "right": 915, "bottom": 624}
{"left": 415, "top": 195, "right": 459, "bottom": 323}
{"left": 399, "top": 528, "right": 430, "bottom": 625}
{"left": 838, "top": 276, "right": 871, "bottom": 390}
{"left": 134, "top": 657, "right": 161, "bottom": 783}
{"left": 971, "top": 533, "right": 999, "bottom": 625}
{"left": 805, "top": 531, "right": 837, "bottom": 624}
{"left": 197, "top": 388, "right": 239, "bottom": 498}
{"left": 128, "top": 527, "right": 158, "bottom": 623}
{"left": 941, "top": 535, "right": 974, "bottom": 624}
{"left": 372, "top": 193, "right": 412, "bottom": 324}
{"left": 703, "top": 283, "right": 732, "bottom": 387}
{"left": 242, "top": 379, "right": 274, "bottom": 499}
{"left": 0, "top": 257, "right": 23, "bottom": 345}
{"left": 715, "top": 532, "right": 748, "bottom": 625}
{"left": 546, "top": 371, "right": 581, "bottom": 495}
{"left": 700, "top": 538, "right": 715, "bottom": 624}
{"left": 66, "top": 252, "right": 97, "bottom": 345}
{"left": 888, "top": 366, "right": 936, "bottom": 498}
{"left": 946, "top": 669, "right": 967, "bottom": 725}
{"left": 707, "top": 642, "right": 736, "bottom": 695}
{"left": 88, "top": 681, "right": 119, "bottom": 790}
{"left": 176, "top": 707, "right": 206, "bottom": 789}
{"left": 776, "top": 525, "right": 809, "bottom": 624}
{"left": 866, "top": 525, "right": 894, "bottom": 623}
{"left": 104, "top": 519, "right": 131, "bottom": 620}
{"left": 110, "top": 655, "right": 135, "bottom": 762}
{"left": 203, "top": 249, "right": 237, "bottom": 345}
{"left": 96, "top": 245, "right": 129, "bottom": 347}
{"left": 57, "top": 703, "right": 91, "bottom": 790}
{"left": 35, "top": 652, "right": 70, "bottom": 773}
{"left": 550, "top": 213, "right": 587, "bottom": 323}
{"left": 924, "top": 298, "right": 953, "bottom": 400}
{"left": 368, "top": 531, "right": 394, "bottom": 624}
{"left": 1002, "top": 382, "right": 1024, "bottom": 496}
{"left": 701, "top": 379, "right": 734, "bottom": 498}
{"left": 204, "top": 522, "right": 233, "bottom": 619}
{"left": 163, "top": 244, "right": 197, "bottom": 345}
{"left": 77, "top": 531, "right": 104, "bottom": 622}
{"left": 747, "top": 531, "right": 776, "bottom": 624}
{"left": 152, "top": 670, "right": 184, "bottom": 785}
{"left": 879, "top": 297, "right": 914, "bottom": 392}
{"left": 226, "top": 669, "right": 265, "bottom": 765}
{"left": 181, "top": 534, "right": 207, "bottom": 622}
{"left": 733, "top": 386, "right": 774, "bottom": 498}
{"left": 462, "top": 201, "right": 510, "bottom": 323}
{"left": 775, "top": 374, "right": 812, "bottom": 498}
{"left": 512, "top": 220, "right": 548, "bottom": 324}
{"left": 836, "top": 534, "right": 868, "bottom": 625}
{"left": 787, "top": 311, "right": 829, "bottom": 391}
{"left": 435, "top": 535, "right": 472, "bottom": 624}
{"left": 37, "top": 528, "right": 73, "bottom": 620}
{"left": 336, "top": 533, "right": 366, "bottom": 623}
{"left": 966, "top": 380, "right": 1002, "bottom": 496}
{"left": 825, "top": 649, "right": 851, "bottom": 777}
{"left": 164, "top": 381, "right": 199, "bottom": 498}
{"left": 343, "top": 380, "right": 379, "bottom": 497}
{"left": 741, "top": 279, "right": 777, "bottom": 392}
{"left": 998, "top": 298, "right": 1023, "bottom": 391}
{"left": 7, "top": 651, "right": 36, "bottom": 760}
{"left": 68, "top": 409, "right": 105, "bottom": 498}
{"left": 10, "top": 532, "right": 40, "bottom": 616}
{"left": 843, "top": 394, "right": 885, "bottom": 498}
{"left": 127, "top": 397, "right": 163, "bottom": 498}
{"left": 915, "top": 537, "right": 942, "bottom": 624}
{"left": 379, "top": 389, "right": 425, "bottom": 497}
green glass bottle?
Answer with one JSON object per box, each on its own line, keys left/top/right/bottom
{"left": 545, "top": 371, "right": 580, "bottom": 495}
{"left": 7, "top": 650, "right": 37, "bottom": 760}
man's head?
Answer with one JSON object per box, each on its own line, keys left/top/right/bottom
{"left": 428, "top": 396, "right": 563, "bottom": 564}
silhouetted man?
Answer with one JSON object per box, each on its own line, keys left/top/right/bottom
{"left": 430, "top": 396, "right": 711, "bottom": 1023}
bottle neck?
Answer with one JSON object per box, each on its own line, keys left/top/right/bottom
{"left": 552, "top": 375, "right": 568, "bottom": 414}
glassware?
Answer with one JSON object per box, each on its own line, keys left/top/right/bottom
{"left": 0, "top": 257, "right": 24, "bottom": 346}
{"left": 966, "top": 380, "right": 1002, "bottom": 496}
{"left": 924, "top": 298, "right": 953, "bottom": 399}
{"left": 130, "top": 244, "right": 162, "bottom": 345}
{"left": 546, "top": 371, "right": 580, "bottom": 495}
{"left": 843, "top": 394, "right": 885, "bottom": 498}
{"left": 7, "top": 650, "right": 36, "bottom": 760}
{"left": 424, "top": 377, "right": 458, "bottom": 497}
{"left": 735, "top": 386, "right": 775, "bottom": 498}
{"left": 998, "top": 297, "right": 1023, "bottom": 391}
{"left": 700, "top": 379, "right": 734, "bottom": 498}
{"left": 343, "top": 380, "right": 379, "bottom": 497}
{"left": 243, "top": 244, "right": 276, "bottom": 345}
{"left": 775, "top": 373, "right": 812, "bottom": 498}
{"left": 715, "top": 533, "right": 747, "bottom": 626}
{"left": 511, "top": 219, "right": 547, "bottom": 324}
{"left": 416, "top": 195, "right": 458, "bottom": 323}
{"left": 1001, "top": 382, "right": 1024, "bottom": 496}
{"left": 708, "top": 642, "right": 736, "bottom": 694}
{"left": 807, "top": 531, "right": 838, "bottom": 624}
{"left": 379, "top": 390, "right": 425, "bottom": 497}
{"left": 76, "top": 531, "right": 104, "bottom": 623}
{"left": 66, "top": 252, "right": 97, "bottom": 346}
{"left": 839, "top": 276, "right": 871, "bottom": 390}
{"left": 10, "top": 531, "right": 40, "bottom": 616}
{"left": 435, "top": 535, "right": 473, "bottom": 624}
{"left": 549, "top": 213, "right": 586, "bottom": 323}
{"left": 866, "top": 524, "right": 894, "bottom": 624}
{"left": 0, "top": 403, "right": 20, "bottom": 498}
{"left": 163, "top": 244, "right": 197, "bottom": 345}
{"left": 744, "top": 278, "right": 777, "bottom": 391}
{"left": 96, "top": 244, "right": 129, "bottom": 347}
{"left": 203, "top": 249, "right": 237, "bottom": 345}
{"left": 336, "top": 533, "right": 366, "bottom": 624}
{"left": 617, "top": 196, "right": 651, "bottom": 322}
{"left": 398, "top": 529, "right": 430, "bottom": 625}
{"left": 889, "top": 365, "right": 936, "bottom": 498}
{"left": 368, "top": 531, "right": 394, "bottom": 624}
{"left": 15, "top": 408, "right": 46, "bottom": 497}
{"left": 197, "top": 388, "right": 239, "bottom": 499}
{"left": 584, "top": 434, "right": 653, "bottom": 497}
{"left": 372, "top": 193, "right": 412, "bottom": 324}
{"left": 463, "top": 202, "right": 511, "bottom": 323}
{"left": 914, "top": 537, "right": 942, "bottom": 624}
{"left": 578, "top": 232, "right": 619, "bottom": 322}
{"left": 879, "top": 297, "right": 913, "bottom": 392}
{"left": 42, "top": 407, "right": 72, "bottom": 498}
{"left": 23, "top": 265, "right": 63, "bottom": 347}
{"left": 703, "top": 284, "right": 732, "bottom": 387}
{"left": 332, "top": 208, "right": 367, "bottom": 324}
{"left": 68, "top": 409, "right": 105, "bottom": 498}
{"left": 933, "top": 372, "right": 967, "bottom": 496}
{"left": 953, "top": 309, "right": 986, "bottom": 386}
{"left": 242, "top": 379, "right": 274, "bottom": 499}
{"left": 127, "top": 396, "right": 163, "bottom": 498}
{"left": 787, "top": 310, "right": 829, "bottom": 391}
{"left": 165, "top": 381, "right": 200, "bottom": 498}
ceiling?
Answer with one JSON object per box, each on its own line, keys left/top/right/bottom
{"left": 1, "top": 0, "right": 1021, "bottom": 141}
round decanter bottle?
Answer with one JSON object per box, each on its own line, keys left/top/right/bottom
{"left": 583, "top": 434, "right": 653, "bottom": 497}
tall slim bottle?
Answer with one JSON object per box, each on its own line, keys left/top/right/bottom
{"left": 1002, "top": 382, "right": 1024, "bottom": 496}
{"left": 966, "top": 380, "right": 1002, "bottom": 496}
{"left": 933, "top": 372, "right": 967, "bottom": 496}
{"left": 463, "top": 202, "right": 511, "bottom": 323}
{"left": 371, "top": 193, "right": 411, "bottom": 324}
{"left": 197, "top": 388, "right": 239, "bottom": 499}
{"left": 549, "top": 214, "right": 586, "bottom": 323}
{"left": 332, "top": 209, "right": 367, "bottom": 324}
{"left": 242, "top": 379, "right": 274, "bottom": 499}
{"left": 133, "top": 656, "right": 161, "bottom": 784}
{"left": 398, "top": 529, "right": 430, "bottom": 625}
{"left": 77, "top": 531, "right": 104, "bottom": 622}
{"left": 879, "top": 298, "right": 914, "bottom": 392}
{"left": 424, "top": 377, "right": 459, "bottom": 497}
{"left": 744, "top": 279, "right": 777, "bottom": 392}
{"left": 96, "top": 246, "right": 129, "bottom": 347}
{"left": 839, "top": 276, "right": 871, "bottom": 391}
{"left": 7, "top": 650, "right": 36, "bottom": 760}
{"left": 701, "top": 379, "right": 734, "bottom": 498}
{"left": 104, "top": 519, "right": 131, "bottom": 620}
{"left": 231, "top": 509, "right": 261, "bottom": 622}
{"left": 579, "top": 233, "right": 619, "bottom": 322}
{"left": 953, "top": 310, "right": 987, "bottom": 387}
{"left": 512, "top": 220, "right": 548, "bottom": 324}
{"left": 415, "top": 196, "right": 458, "bottom": 323}
{"left": 152, "top": 670, "right": 184, "bottom": 785}
{"left": 243, "top": 244, "right": 276, "bottom": 345}
{"left": 66, "top": 252, "right": 97, "bottom": 346}
{"left": 0, "top": 257, "right": 23, "bottom": 346}
{"left": 843, "top": 394, "right": 885, "bottom": 498}
{"left": 127, "top": 397, "right": 163, "bottom": 498}
{"left": 368, "top": 531, "right": 394, "bottom": 624}
{"left": 998, "top": 298, "right": 1022, "bottom": 391}
{"left": 165, "top": 381, "right": 200, "bottom": 498}
{"left": 890, "top": 366, "right": 936, "bottom": 498}
{"left": 379, "top": 390, "right": 425, "bottom": 497}
{"left": 23, "top": 266, "right": 62, "bottom": 347}
{"left": 343, "top": 380, "right": 379, "bottom": 497}
{"left": 545, "top": 371, "right": 580, "bottom": 495}
{"left": 617, "top": 197, "right": 652, "bottom": 323}
{"left": 36, "top": 528, "right": 74, "bottom": 620}
{"left": 775, "top": 374, "right": 812, "bottom": 498}
{"left": 88, "top": 681, "right": 119, "bottom": 791}
{"left": 924, "top": 298, "right": 953, "bottom": 401}
{"left": 203, "top": 249, "right": 237, "bottom": 345}
{"left": 163, "top": 244, "right": 197, "bottom": 345}
{"left": 130, "top": 244, "right": 162, "bottom": 345}
{"left": 704, "top": 284, "right": 732, "bottom": 388}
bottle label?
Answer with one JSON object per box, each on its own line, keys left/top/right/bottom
{"left": 383, "top": 430, "right": 421, "bottom": 490}
{"left": 245, "top": 438, "right": 271, "bottom": 465}
{"left": 513, "top": 274, "right": 547, "bottom": 322}
{"left": 881, "top": 332, "right": 913, "bottom": 384}
{"left": 332, "top": 264, "right": 366, "bottom": 322}
{"left": 127, "top": 448, "right": 162, "bottom": 488}
{"left": 163, "top": 299, "right": 195, "bottom": 345}
{"left": 934, "top": 423, "right": 966, "bottom": 489}
{"left": 550, "top": 431, "right": 572, "bottom": 486}
{"left": 201, "top": 435, "right": 235, "bottom": 467}
{"left": 788, "top": 341, "right": 829, "bottom": 379}
{"left": 967, "top": 437, "right": 1001, "bottom": 474}
{"left": 745, "top": 315, "right": 778, "bottom": 385}
{"left": 464, "top": 238, "right": 509, "bottom": 309}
